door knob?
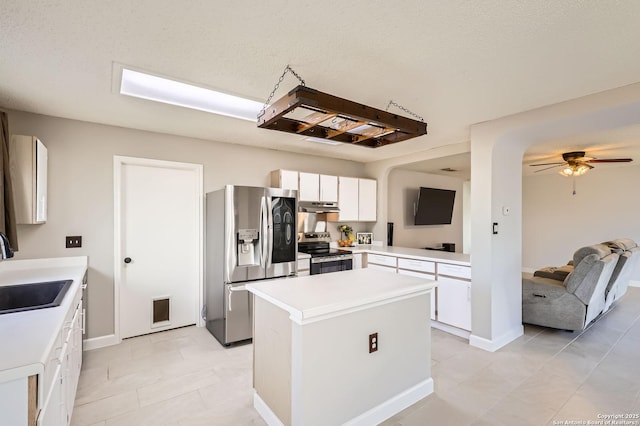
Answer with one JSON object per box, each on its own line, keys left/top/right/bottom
{"left": 124, "top": 257, "right": 132, "bottom": 264}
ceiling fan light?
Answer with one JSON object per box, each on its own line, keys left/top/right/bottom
{"left": 559, "top": 163, "right": 591, "bottom": 177}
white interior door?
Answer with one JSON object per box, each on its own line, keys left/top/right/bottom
{"left": 115, "top": 157, "right": 202, "bottom": 339}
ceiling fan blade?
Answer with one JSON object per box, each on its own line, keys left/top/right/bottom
{"left": 586, "top": 158, "right": 633, "bottom": 163}
{"left": 529, "top": 161, "right": 565, "bottom": 167}
{"left": 533, "top": 164, "right": 564, "bottom": 173}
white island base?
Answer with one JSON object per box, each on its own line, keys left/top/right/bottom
{"left": 246, "top": 268, "right": 436, "bottom": 426}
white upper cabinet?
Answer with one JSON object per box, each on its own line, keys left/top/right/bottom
{"left": 272, "top": 170, "right": 376, "bottom": 221}
{"left": 358, "top": 178, "right": 377, "bottom": 222}
{"left": 271, "top": 170, "right": 298, "bottom": 191}
{"left": 319, "top": 174, "right": 338, "bottom": 202}
{"left": 298, "top": 172, "right": 320, "bottom": 201}
{"left": 10, "top": 135, "right": 47, "bottom": 224}
{"left": 338, "top": 177, "right": 359, "bottom": 221}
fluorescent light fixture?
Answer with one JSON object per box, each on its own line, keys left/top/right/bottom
{"left": 120, "top": 68, "right": 262, "bottom": 121}
{"left": 304, "top": 137, "right": 342, "bottom": 146}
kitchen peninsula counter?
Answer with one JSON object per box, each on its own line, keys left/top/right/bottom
{"left": 246, "top": 268, "right": 435, "bottom": 426}
{"left": 350, "top": 245, "right": 470, "bottom": 266}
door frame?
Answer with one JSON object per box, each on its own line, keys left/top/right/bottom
{"left": 113, "top": 155, "right": 204, "bottom": 343}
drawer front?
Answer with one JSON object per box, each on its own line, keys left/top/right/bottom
{"left": 367, "top": 253, "right": 397, "bottom": 268}
{"left": 398, "top": 258, "right": 435, "bottom": 274}
{"left": 438, "top": 263, "right": 471, "bottom": 279}
{"left": 367, "top": 263, "right": 396, "bottom": 272}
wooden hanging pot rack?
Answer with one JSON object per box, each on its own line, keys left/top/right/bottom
{"left": 257, "top": 85, "right": 428, "bottom": 148}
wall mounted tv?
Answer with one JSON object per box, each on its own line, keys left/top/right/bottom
{"left": 414, "top": 187, "right": 456, "bottom": 225}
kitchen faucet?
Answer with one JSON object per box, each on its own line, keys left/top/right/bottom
{"left": 0, "top": 232, "right": 14, "bottom": 259}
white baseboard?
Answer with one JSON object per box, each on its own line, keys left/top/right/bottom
{"left": 254, "top": 379, "right": 434, "bottom": 426}
{"left": 431, "top": 321, "right": 471, "bottom": 340}
{"left": 629, "top": 280, "right": 640, "bottom": 288}
{"left": 470, "top": 326, "right": 523, "bottom": 352}
{"left": 254, "top": 392, "right": 284, "bottom": 426}
{"left": 344, "top": 378, "right": 434, "bottom": 426}
{"left": 83, "top": 334, "right": 120, "bottom": 351}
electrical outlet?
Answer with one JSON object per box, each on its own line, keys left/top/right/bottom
{"left": 369, "top": 332, "right": 378, "bottom": 353}
{"left": 66, "top": 236, "right": 82, "bottom": 248}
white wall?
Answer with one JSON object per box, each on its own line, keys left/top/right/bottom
{"left": 8, "top": 110, "right": 366, "bottom": 339}
{"left": 387, "top": 168, "right": 463, "bottom": 250}
{"left": 523, "top": 165, "right": 640, "bottom": 281}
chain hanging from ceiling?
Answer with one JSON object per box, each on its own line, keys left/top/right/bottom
{"left": 259, "top": 65, "right": 306, "bottom": 120}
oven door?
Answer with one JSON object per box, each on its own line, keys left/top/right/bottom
{"left": 310, "top": 257, "right": 353, "bottom": 275}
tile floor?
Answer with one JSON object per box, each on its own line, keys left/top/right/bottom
{"left": 72, "top": 288, "right": 640, "bottom": 426}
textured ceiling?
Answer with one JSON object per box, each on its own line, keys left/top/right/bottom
{"left": 2, "top": 1, "right": 640, "bottom": 163}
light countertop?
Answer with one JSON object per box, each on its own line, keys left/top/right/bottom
{"left": 246, "top": 268, "right": 435, "bottom": 325}
{"left": 0, "top": 256, "right": 88, "bottom": 382}
{"left": 349, "top": 245, "right": 470, "bottom": 266}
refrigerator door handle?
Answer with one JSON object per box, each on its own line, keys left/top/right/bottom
{"left": 265, "top": 195, "right": 273, "bottom": 268}
{"left": 260, "top": 195, "right": 268, "bottom": 268}
{"left": 228, "top": 285, "right": 247, "bottom": 312}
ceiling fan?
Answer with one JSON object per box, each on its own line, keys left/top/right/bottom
{"left": 529, "top": 151, "right": 633, "bottom": 177}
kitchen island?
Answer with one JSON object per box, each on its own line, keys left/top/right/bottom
{"left": 246, "top": 268, "right": 436, "bottom": 426}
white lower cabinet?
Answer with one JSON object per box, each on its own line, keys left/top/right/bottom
{"left": 352, "top": 253, "right": 363, "bottom": 269}
{"left": 37, "top": 298, "right": 83, "bottom": 426}
{"left": 363, "top": 252, "right": 471, "bottom": 333}
{"left": 398, "top": 268, "right": 436, "bottom": 320}
{"left": 436, "top": 276, "right": 471, "bottom": 331}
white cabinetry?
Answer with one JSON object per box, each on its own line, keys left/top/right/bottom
{"left": 37, "top": 295, "right": 84, "bottom": 425}
{"left": 9, "top": 135, "right": 48, "bottom": 224}
{"left": 297, "top": 258, "right": 310, "bottom": 276}
{"left": 362, "top": 250, "right": 471, "bottom": 334}
{"left": 319, "top": 174, "right": 338, "bottom": 202}
{"left": 298, "top": 172, "right": 319, "bottom": 201}
{"left": 357, "top": 178, "right": 377, "bottom": 222}
{"left": 270, "top": 170, "right": 298, "bottom": 191}
{"left": 352, "top": 253, "right": 363, "bottom": 269}
{"left": 436, "top": 264, "right": 472, "bottom": 331}
{"left": 338, "top": 176, "right": 359, "bottom": 221}
{"left": 338, "top": 177, "right": 377, "bottom": 222}
{"left": 436, "top": 276, "right": 471, "bottom": 331}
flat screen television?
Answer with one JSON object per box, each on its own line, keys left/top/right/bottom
{"left": 414, "top": 187, "right": 456, "bottom": 225}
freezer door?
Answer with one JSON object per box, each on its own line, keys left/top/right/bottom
{"left": 226, "top": 186, "right": 267, "bottom": 283}
{"left": 224, "top": 284, "right": 252, "bottom": 343}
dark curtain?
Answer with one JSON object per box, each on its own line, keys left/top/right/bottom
{"left": 0, "top": 111, "right": 18, "bottom": 250}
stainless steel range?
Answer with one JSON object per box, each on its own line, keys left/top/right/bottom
{"left": 298, "top": 232, "right": 353, "bottom": 275}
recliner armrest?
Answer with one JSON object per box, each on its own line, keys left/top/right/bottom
{"left": 533, "top": 265, "right": 573, "bottom": 281}
{"left": 522, "top": 276, "right": 570, "bottom": 301}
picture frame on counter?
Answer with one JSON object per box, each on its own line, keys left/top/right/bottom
{"left": 357, "top": 232, "right": 373, "bottom": 245}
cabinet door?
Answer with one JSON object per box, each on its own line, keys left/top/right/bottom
{"left": 298, "top": 172, "right": 320, "bottom": 201}
{"left": 338, "top": 177, "right": 359, "bottom": 221}
{"left": 35, "top": 139, "right": 48, "bottom": 223}
{"left": 352, "top": 253, "right": 363, "bottom": 269}
{"left": 271, "top": 170, "right": 298, "bottom": 191}
{"left": 358, "top": 178, "right": 377, "bottom": 221}
{"left": 398, "top": 269, "right": 436, "bottom": 320}
{"left": 319, "top": 175, "right": 338, "bottom": 202}
{"left": 436, "top": 277, "right": 471, "bottom": 331}
{"left": 38, "top": 353, "right": 65, "bottom": 426}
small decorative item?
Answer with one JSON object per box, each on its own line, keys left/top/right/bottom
{"left": 337, "top": 224, "right": 355, "bottom": 247}
{"left": 357, "top": 232, "right": 373, "bottom": 245}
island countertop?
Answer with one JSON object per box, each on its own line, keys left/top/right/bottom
{"left": 246, "top": 268, "right": 436, "bottom": 325}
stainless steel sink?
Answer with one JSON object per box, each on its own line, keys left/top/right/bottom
{"left": 0, "top": 280, "right": 73, "bottom": 314}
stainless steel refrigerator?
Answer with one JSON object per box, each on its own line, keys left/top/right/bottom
{"left": 204, "top": 185, "right": 297, "bottom": 345}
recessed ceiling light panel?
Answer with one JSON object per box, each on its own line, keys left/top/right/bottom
{"left": 120, "top": 68, "right": 262, "bottom": 121}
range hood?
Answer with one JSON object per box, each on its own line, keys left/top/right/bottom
{"left": 298, "top": 201, "right": 340, "bottom": 213}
